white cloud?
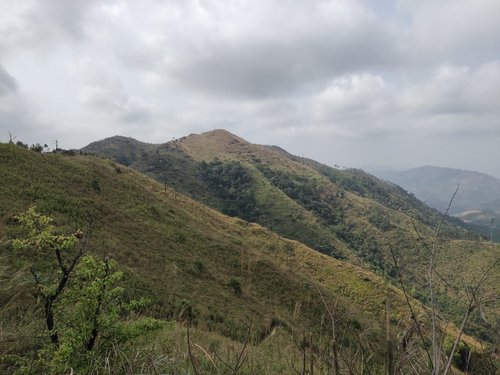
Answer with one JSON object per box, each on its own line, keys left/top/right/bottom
{"left": 0, "top": 65, "right": 18, "bottom": 95}
{"left": 310, "top": 62, "right": 500, "bottom": 138}
{"left": 79, "top": 84, "right": 152, "bottom": 123}
{"left": 401, "top": 62, "right": 500, "bottom": 135}
{"left": 0, "top": 0, "right": 96, "bottom": 56}
{"left": 313, "top": 74, "right": 392, "bottom": 135}
{"left": 0, "top": 68, "right": 52, "bottom": 143}
{"left": 156, "top": 0, "right": 397, "bottom": 97}
{"left": 397, "top": 0, "right": 500, "bottom": 65}
{"left": 0, "top": 0, "right": 499, "bottom": 175}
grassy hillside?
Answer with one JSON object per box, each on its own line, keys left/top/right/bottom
{"left": 0, "top": 143, "right": 449, "bottom": 373}
{"left": 83, "top": 130, "right": 499, "bottom": 344}
{"left": 2, "top": 142, "right": 498, "bottom": 373}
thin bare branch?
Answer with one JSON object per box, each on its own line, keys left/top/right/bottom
{"left": 410, "top": 219, "right": 455, "bottom": 289}
{"left": 314, "top": 284, "right": 340, "bottom": 375}
{"left": 193, "top": 343, "right": 219, "bottom": 371}
{"left": 388, "top": 243, "right": 432, "bottom": 367}
{"left": 429, "top": 185, "right": 459, "bottom": 374}
{"left": 186, "top": 325, "right": 201, "bottom": 375}
{"left": 386, "top": 296, "right": 394, "bottom": 375}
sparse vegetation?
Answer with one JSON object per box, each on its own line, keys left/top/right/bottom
{"left": 0, "top": 139, "right": 498, "bottom": 373}
{"left": 8, "top": 206, "right": 162, "bottom": 373}
{"left": 82, "top": 131, "right": 499, "bottom": 345}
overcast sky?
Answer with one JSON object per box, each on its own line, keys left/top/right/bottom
{"left": 1, "top": 0, "right": 499, "bottom": 177}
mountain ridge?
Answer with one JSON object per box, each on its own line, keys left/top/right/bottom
{"left": 0, "top": 142, "right": 460, "bottom": 373}
{"left": 82, "top": 130, "right": 499, "bottom": 343}
{"left": 374, "top": 165, "right": 500, "bottom": 212}
{"left": 1, "top": 135, "right": 497, "bottom": 372}
{"left": 374, "top": 165, "right": 500, "bottom": 241}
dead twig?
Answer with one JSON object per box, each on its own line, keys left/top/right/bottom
{"left": 186, "top": 325, "right": 201, "bottom": 375}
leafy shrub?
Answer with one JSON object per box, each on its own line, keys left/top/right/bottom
{"left": 368, "top": 210, "right": 393, "bottom": 232}
{"left": 30, "top": 143, "right": 44, "bottom": 153}
{"left": 176, "top": 299, "right": 195, "bottom": 323}
{"left": 191, "top": 260, "right": 205, "bottom": 275}
{"left": 228, "top": 278, "right": 242, "bottom": 296}
{"left": 11, "top": 207, "right": 162, "bottom": 373}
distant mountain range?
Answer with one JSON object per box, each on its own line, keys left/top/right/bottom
{"left": 374, "top": 166, "right": 500, "bottom": 240}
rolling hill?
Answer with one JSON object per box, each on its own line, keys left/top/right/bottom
{"left": 375, "top": 166, "right": 500, "bottom": 241}
{"left": 83, "top": 130, "right": 499, "bottom": 343}
{"left": 0, "top": 142, "right": 441, "bottom": 373}
{"left": 1, "top": 140, "right": 497, "bottom": 373}
{"left": 374, "top": 166, "right": 500, "bottom": 215}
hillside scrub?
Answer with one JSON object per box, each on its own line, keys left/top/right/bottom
{"left": 0, "top": 142, "right": 497, "bottom": 374}
{"left": 6, "top": 206, "right": 161, "bottom": 373}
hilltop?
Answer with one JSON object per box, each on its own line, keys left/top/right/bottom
{"left": 83, "top": 130, "right": 499, "bottom": 343}
{"left": 1, "top": 141, "right": 497, "bottom": 373}
{"left": 0, "top": 143, "right": 438, "bottom": 373}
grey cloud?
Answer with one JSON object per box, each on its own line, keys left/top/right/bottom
{"left": 84, "top": 0, "right": 397, "bottom": 97}
{"left": 79, "top": 84, "right": 153, "bottom": 124}
{"left": 0, "top": 0, "right": 95, "bottom": 56}
{"left": 0, "top": 86, "right": 51, "bottom": 144}
{"left": 0, "top": 65, "right": 17, "bottom": 96}
{"left": 38, "top": 0, "right": 95, "bottom": 38}
{"left": 0, "top": 0, "right": 499, "bottom": 176}
{"left": 312, "top": 73, "right": 399, "bottom": 137}
{"left": 401, "top": 63, "right": 500, "bottom": 122}
{"left": 314, "top": 74, "right": 390, "bottom": 119}
{"left": 311, "top": 62, "right": 500, "bottom": 138}
{"left": 0, "top": 67, "right": 25, "bottom": 133}
{"left": 398, "top": 0, "right": 500, "bottom": 66}
{"left": 160, "top": 1, "right": 398, "bottom": 97}
{"left": 167, "top": 33, "right": 396, "bottom": 98}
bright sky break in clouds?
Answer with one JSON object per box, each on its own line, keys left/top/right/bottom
{"left": 1, "top": 0, "right": 499, "bottom": 176}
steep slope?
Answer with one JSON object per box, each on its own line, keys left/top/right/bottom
{"left": 263, "top": 146, "right": 464, "bottom": 229}
{"left": 0, "top": 143, "right": 444, "bottom": 372}
{"left": 83, "top": 130, "right": 499, "bottom": 343}
{"left": 85, "top": 132, "right": 353, "bottom": 260}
